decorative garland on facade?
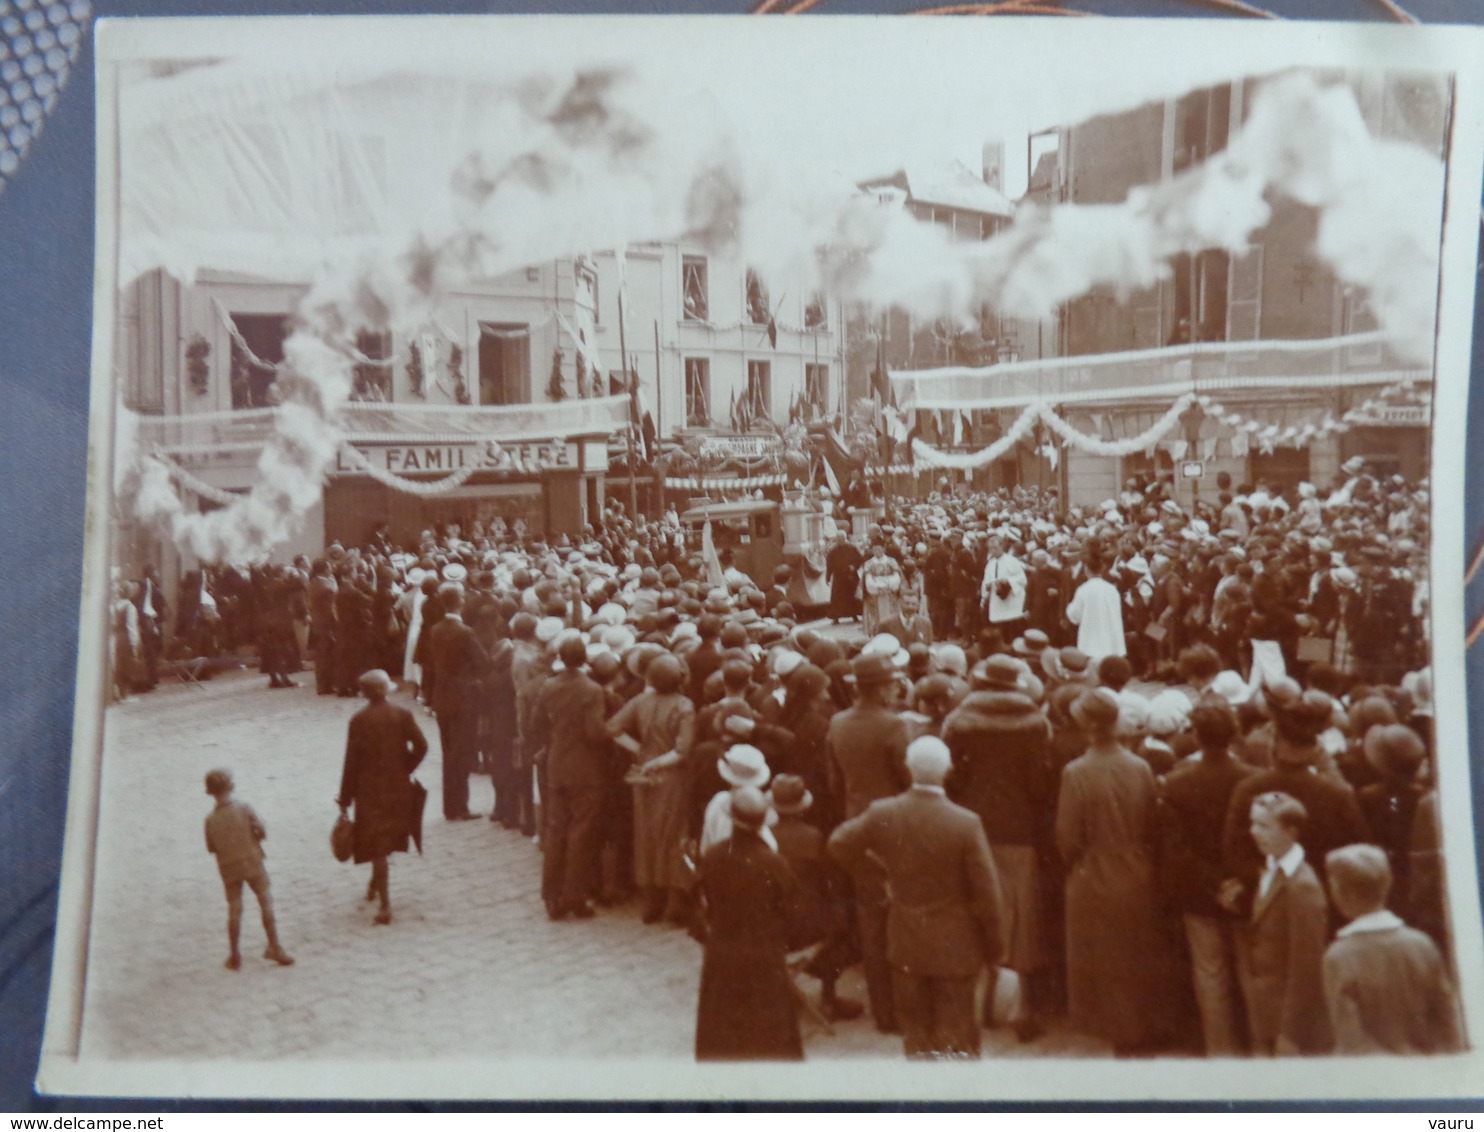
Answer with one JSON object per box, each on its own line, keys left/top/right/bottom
{"left": 664, "top": 473, "right": 789, "bottom": 492}
{"left": 910, "top": 394, "right": 1197, "bottom": 471}
{"left": 1195, "top": 379, "right": 1432, "bottom": 453}
{"left": 149, "top": 451, "right": 244, "bottom": 506}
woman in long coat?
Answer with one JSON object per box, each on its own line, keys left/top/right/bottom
{"left": 337, "top": 670, "right": 429, "bottom": 924}
{"left": 695, "top": 787, "right": 806, "bottom": 1061}
{"left": 1055, "top": 687, "right": 1169, "bottom": 1053}
{"left": 608, "top": 653, "right": 697, "bottom": 925}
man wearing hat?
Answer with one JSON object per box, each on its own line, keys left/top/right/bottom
{"left": 829, "top": 736, "right": 1005, "bottom": 1059}
{"left": 768, "top": 773, "right": 865, "bottom": 1023}
{"left": 336, "top": 669, "right": 429, "bottom": 926}
{"left": 826, "top": 652, "right": 912, "bottom": 1033}
{"left": 942, "top": 654, "right": 1053, "bottom": 1040}
{"left": 1221, "top": 690, "right": 1370, "bottom": 905}
{"left": 427, "top": 583, "right": 491, "bottom": 821}
{"left": 694, "top": 786, "right": 807, "bottom": 1062}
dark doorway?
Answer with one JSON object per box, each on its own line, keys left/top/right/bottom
{"left": 478, "top": 323, "right": 531, "bottom": 406}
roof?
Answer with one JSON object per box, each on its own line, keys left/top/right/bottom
{"left": 862, "top": 159, "right": 1014, "bottom": 219}
{"left": 680, "top": 499, "right": 777, "bottom": 522}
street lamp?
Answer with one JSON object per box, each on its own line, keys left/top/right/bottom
{"left": 1179, "top": 399, "right": 1206, "bottom": 511}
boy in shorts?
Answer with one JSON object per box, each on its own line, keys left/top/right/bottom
{"left": 204, "top": 768, "right": 294, "bottom": 970}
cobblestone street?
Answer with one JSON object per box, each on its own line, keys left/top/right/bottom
{"left": 78, "top": 666, "right": 1105, "bottom": 1066}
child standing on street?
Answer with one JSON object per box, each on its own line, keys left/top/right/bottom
{"left": 204, "top": 768, "right": 294, "bottom": 971}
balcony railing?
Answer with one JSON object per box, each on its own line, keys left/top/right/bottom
{"left": 888, "top": 332, "right": 1431, "bottom": 411}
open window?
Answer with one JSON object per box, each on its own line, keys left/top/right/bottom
{"left": 228, "top": 313, "right": 290, "bottom": 409}
{"left": 350, "top": 329, "right": 392, "bottom": 402}
{"left": 745, "top": 268, "right": 770, "bottom": 326}
{"left": 804, "top": 363, "right": 829, "bottom": 418}
{"left": 684, "top": 357, "right": 711, "bottom": 427}
{"left": 682, "top": 255, "right": 709, "bottom": 322}
{"left": 478, "top": 323, "right": 531, "bottom": 405}
{"left": 746, "top": 359, "right": 771, "bottom": 421}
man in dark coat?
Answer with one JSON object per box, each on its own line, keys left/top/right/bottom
{"left": 825, "top": 653, "right": 911, "bottom": 1033}
{"left": 1158, "top": 702, "right": 1256, "bottom": 1057}
{"left": 427, "top": 583, "right": 489, "bottom": 820}
{"left": 877, "top": 591, "right": 934, "bottom": 649}
{"left": 829, "top": 736, "right": 1005, "bottom": 1059}
{"left": 530, "top": 635, "right": 612, "bottom": 920}
{"left": 947, "top": 531, "right": 981, "bottom": 642}
{"left": 337, "top": 669, "right": 428, "bottom": 925}
{"left": 941, "top": 653, "right": 1052, "bottom": 1039}
{"left": 922, "top": 533, "right": 953, "bottom": 639}
{"left": 695, "top": 786, "right": 807, "bottom": 1061}
{"left": 824, "top": 534, "right": 864, "bottom": 624}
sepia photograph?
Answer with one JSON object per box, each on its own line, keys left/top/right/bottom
{"left": 35, "top": 14, "right": 1484, "bottom": 1101}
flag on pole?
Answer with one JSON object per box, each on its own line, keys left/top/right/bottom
{"left": 702, "top": 520, "right": 726, "bottom": 590}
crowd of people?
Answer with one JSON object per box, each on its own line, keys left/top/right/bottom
{"left": 146, "top": 456, "right": 1462, "bottom": 1061}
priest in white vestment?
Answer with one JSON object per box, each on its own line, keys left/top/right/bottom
{"left": 1065, "top": 567, "right": 1127, "bottom": 661}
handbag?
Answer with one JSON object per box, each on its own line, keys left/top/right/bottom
{"left": 331, "top": 813, "right": 354, "bottom": 863}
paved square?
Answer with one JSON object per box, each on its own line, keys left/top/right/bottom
{"left": 79, "top": 668, "right": 1104, "bottom": 1065}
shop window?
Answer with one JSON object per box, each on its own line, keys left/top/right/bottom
{"left": 805, "top": 363, "right": 829, "bottom": 418}
{"left": 350, "top": 329, "right": 392, "bottom": 402}
{"left": 228, "top": 313, "right": 290, "bottom": 409}
{"left": 1249, "top": 447, "right": 1310, "bottom": 499}
{"left": 804, "top": 292, "right": 828, "bottom": 330}
{"left": 746, "top": 359, "right": 771, "bottom": 421}
{"left": 682, "top": 255, "right": 708, "bottom": 322}
{"left": 684, "top": 357, "right": 711, "bottom": 427}
{"left": 478, "top": 323, "right": 531, "bottom": 406}
{"left": 745, "top": 269, "right": 770, "bottom": 326}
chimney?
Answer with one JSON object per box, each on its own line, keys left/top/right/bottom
{"left": 981, "top": 141, "right": 1005, "bottom": 193}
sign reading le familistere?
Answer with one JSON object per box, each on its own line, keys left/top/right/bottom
{"left": 336, "top": 439, "right": 578, "bottom": 475}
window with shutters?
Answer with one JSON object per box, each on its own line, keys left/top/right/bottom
{"left": 1227, "top": 246, "right": 1264, "bottom": 342}
{"left": 682, "top": 256, "right": 709, "bottom": 322}
{"left": 1342, "top": 287, "right": 1382, "bottom": 365}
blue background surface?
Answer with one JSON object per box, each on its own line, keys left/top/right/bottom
{"left": 0, "top": 0, "right": 1479, "bottom": 1111}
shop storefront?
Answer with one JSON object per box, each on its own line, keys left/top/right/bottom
{"left": 322, "top": 435, "right": 609, "bottom": 548}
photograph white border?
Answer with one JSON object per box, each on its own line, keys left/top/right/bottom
{"left": 37, "top": 13, "right": 1484, "bottom": 1101}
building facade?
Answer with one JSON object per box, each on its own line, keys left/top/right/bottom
{"left": 894, "top": 70, "right": 1445, "bottom": 507}
{"left": 117, "top": 240, "right": 845, "bottom": 580}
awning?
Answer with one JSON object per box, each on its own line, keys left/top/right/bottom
{"left": 135, "top": 395, "right": 630, "bottom": 455}
{"left": 889, "top": 332, "right": 1431, "bottom": 412}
